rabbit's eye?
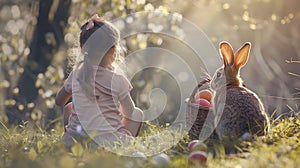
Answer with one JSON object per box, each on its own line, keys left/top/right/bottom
{"left": 217, "top": 72, "right": 221, "bottom": 78}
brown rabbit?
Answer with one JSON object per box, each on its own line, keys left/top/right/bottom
{"left": 210, "top": 41, "right": 270, "bottom": 141}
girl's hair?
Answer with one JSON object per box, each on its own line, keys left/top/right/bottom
{"left": 76, "top": 19, "right": 122, "bottom": 98}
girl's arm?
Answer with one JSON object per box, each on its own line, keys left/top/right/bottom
{"left": 56, "top": 71, "right": 73, "bottom": 106}
{"left": 119, "top": 94, "right": 135, "bottom": 118}
{"left": 120, "top": 94, "right": 143, "bottom": 121}
{"left": 55, "top": 87, "right": 72, "bottom": 106}
{"left": 120, "top": 94, "right": 143, "bottom": 136}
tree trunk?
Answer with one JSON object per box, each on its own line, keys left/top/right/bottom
{"left": 7, "top": 0, "right": 71, "bottom": 124}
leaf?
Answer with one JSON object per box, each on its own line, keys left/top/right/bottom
{"left": 37, "top": 141, "right": 43, "bottom": 153}
{"left": 28, "top": 148, "right": 37, "bottom": 160}
{"left": 71, "top": 143, "right": 83, "bottom": 157}
{"left": 0, "top": 121, "right": 9, "bottom": 133}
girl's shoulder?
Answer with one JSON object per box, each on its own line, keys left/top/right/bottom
{"left": 94, "top": 66, "right": 130, "bottom": 86}
{"left": 95, "top": 66, "right": 127, "bottom": 78}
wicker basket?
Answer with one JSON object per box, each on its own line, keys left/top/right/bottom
{"left": 185, "top": 79, "right": 211, "bottom": 140}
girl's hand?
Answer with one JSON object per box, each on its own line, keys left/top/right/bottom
{"left": 55, "top": 87, "right": 72, "bottom": 106}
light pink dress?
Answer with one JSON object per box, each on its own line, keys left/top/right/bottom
{"left": 62, "top": 66, "right": 136, "bottom": 147}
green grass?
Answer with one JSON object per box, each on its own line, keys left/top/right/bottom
{"left": 0, "top": 115, "right": 300, "bottom": 168}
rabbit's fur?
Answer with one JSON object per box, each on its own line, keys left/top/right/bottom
{"left": 210, "top": 41, "right": 270, "bottom": 141}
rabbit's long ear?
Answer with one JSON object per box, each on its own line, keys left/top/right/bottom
{"left": 219, "top": 41, "right": 234, "bottom": 67}
{"left": 234, "top": 42, "right": 251, "bottom": 68}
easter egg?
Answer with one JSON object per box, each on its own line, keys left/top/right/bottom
{"left": 192, "top": 143, "right": 208, "bottom": 152}
{"left": 187, "top": 140, "right": 200, "bottom": 152}
{"left": 152, "top": 153, "right": 170, "bottom": 166}
{"left": 188, "top": 151, "right": 207, "bottom": 165}
{"left": 132, "top": 151, "right": 147, "bottom": 159}
{"left": 241, "top": 132, "right": 253, "bottom": 142}
{"left": 194, "top": 98, "right": 212, "bottom": 107}
{"left": 195, "top": 89, "right": 212, "bottom": 102}
{"left": 188, "top": 140, "right": 208, "bottom": 152}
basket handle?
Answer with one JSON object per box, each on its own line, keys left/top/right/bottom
{"left": 188, "top": 78, "right": 211, "bottom": 102}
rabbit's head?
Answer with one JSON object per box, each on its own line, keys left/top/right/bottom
{"left": 211, "top": 41, "right": 251, "bottom": 91}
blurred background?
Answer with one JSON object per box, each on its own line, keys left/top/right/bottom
{"left": 0, "top": 0, "right": 299, "bottom": 128}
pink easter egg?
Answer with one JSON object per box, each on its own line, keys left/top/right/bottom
{"left": 194, "top": 98, "right": 212, "bottom": 107}
{"left": 188, "top": 151, "right": 207, "bottom": 165}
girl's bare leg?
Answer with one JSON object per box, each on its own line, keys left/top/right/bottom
{"left": 122, "top": 108, "right": 143, "bottom": 137}
{"left": 63, "top": 102, "right": 73, "bottom": 131}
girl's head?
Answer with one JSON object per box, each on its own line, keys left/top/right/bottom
{"left": 76, "top": 14, "right": 123, "bottom": 98}
{"left": 79, "top": 14, "right": 121, "bottom": 68}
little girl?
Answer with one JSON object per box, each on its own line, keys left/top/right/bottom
{"left": 55, "top": 14, "right": 143, "bottom": 147}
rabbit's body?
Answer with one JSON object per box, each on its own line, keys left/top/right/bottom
{"left": 211, "top": 41, "right": 270, "bottom": 141}
{"left": 213, "top": 86, "right": 268, "bottom": 140}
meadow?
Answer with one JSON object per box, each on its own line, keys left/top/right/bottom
{"left": 0, "top": 113, "right": 299, "bottom": 168}
{"left": 1, "top": 0, "right": 300, "bottom": 168}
